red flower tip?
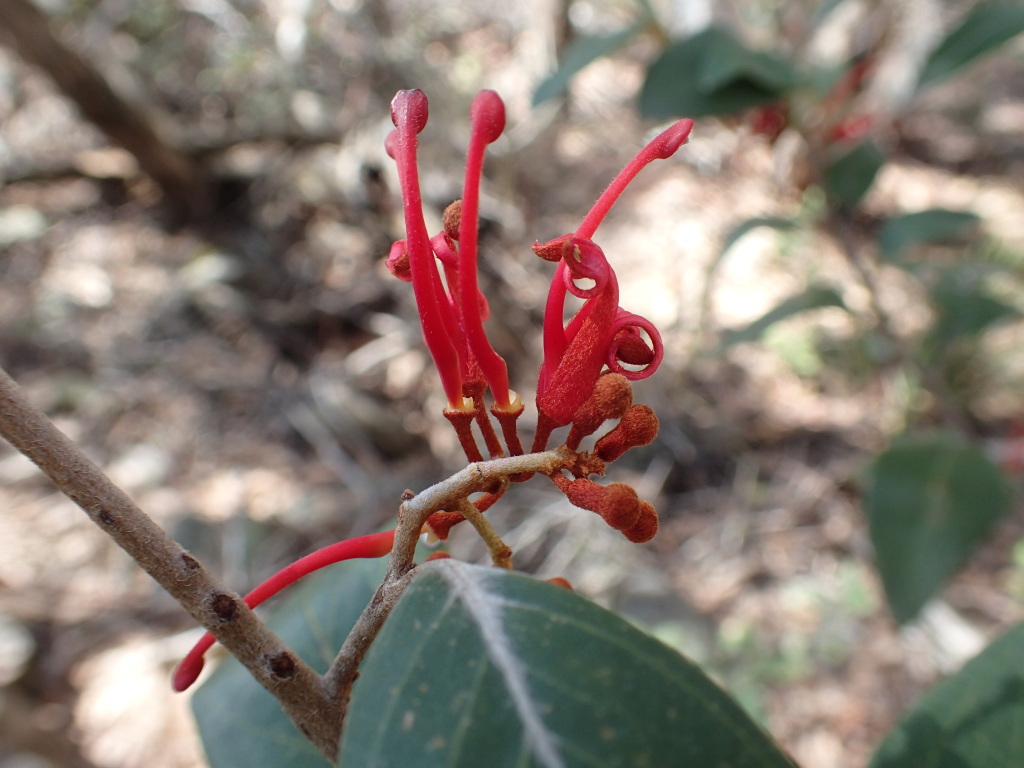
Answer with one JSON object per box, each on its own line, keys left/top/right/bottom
{"left": 470, "top": 89, "right": 506, "bottom": 144}
{"left": 547, "top": 576, "right": 574, "bottom": 590}
{"left": 577, "top": 118, "right": 695, "bottom": 239}
{"left": 651, "top": 118, "right": 695, "bottom": 160}
{"left": 171, "top": 530, "right": 395, "bottom": 692}
{"left": 390, "top": 89, "right": 429, "bottom": 134}
{"left": 622, "top": 500, "right": 659, "bottom": 543}
{"left": 426, "top": 551, "right": 452, "bottom": 561}
{"left": 386, "top": 240, "right": 412, "bottom": 282}
{"left": 172, "top": 647, "right": 208, "bottom": 692}
{"left": 594, "top": 404, "right": 659, "bottom": 462}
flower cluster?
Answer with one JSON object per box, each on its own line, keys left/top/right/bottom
{"left": 172, "top": 89, "right": 692, "bottom": 692}
{"left": 386, "top": 88, "right": 692, "bottom": 542}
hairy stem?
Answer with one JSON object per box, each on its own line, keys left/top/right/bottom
{"left": 323, "top": 448, "right": 571, "bottom": 720}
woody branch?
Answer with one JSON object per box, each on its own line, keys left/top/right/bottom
{"left": 0, "top": 362, "right": 578, "bottom": 757}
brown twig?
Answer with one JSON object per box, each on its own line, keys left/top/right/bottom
{"left": 0, "top": 366, "right": 341, "bottom": 760}
{"left": 0, "top": 0, "right": 207, "bottom": 218}
{"left": 0, "top": 363, "right": 576, "bottom": 758}
{"left": 323, "top": 449, "right": 571, "bottom": 717}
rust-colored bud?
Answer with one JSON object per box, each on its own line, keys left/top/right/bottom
{"left": 594, "top": 404, "right": 659, "bottom": 462}
{"left": 532, "top": 234, "right": 573, "bottom": 263}
{"left": 547, "top": 577, "right": 573, "bottom": 590}
{"left": 613, "top": 333, "right": 655, "bottom": 365}
{"left": 426, "top": 551, "right": 451, "bottom": 561}
{"left": 425, "top": 511, "right": 465, "bottom": 540}
{"left": 560, "top": 476, "right": 605, "bottom": 512}
{"left": 567, "top": 373, "right": 633, "bottom": 450}
{"left": 598, "top": 483, "right": 641, "bottom": 530}
{"left": 385, "top": 240, "right": 412, "bottom": 282}
{"left": 443, "top": 200, "right": 462, "bottom": 241}
{"left": 621, "top": 501, "right": 659, "bottom": 543}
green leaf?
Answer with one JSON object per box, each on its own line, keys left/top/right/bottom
{"left": 339, "top": 561, "right": 797, "bottom": 768}
{"left": 879, "top": 209, "right": 981, "bottom": 260}
{"left": 868, "top": 621, "right": 1024, "bottom": 768}
{"left": 192, "top": 555, "right": 390, "bottom": 768}
{"left": 640, "top": 27, "right": 796, "bottom": 119}
{"left": 864, "top": 432, "right": 1013, "bottom": 624}
{"left": 823, "top": 140, "right": 886, "bottom": 209}
{"left": 919, "top": 3, "right": 1024, "bottom": 87}
{"left": 930, "top": 288, "right": 1017, "bottom": 346}
{"left": 533, "top": 25, "right": 644, "bottom": 105}
{"left": 720, "top": 285, "right": 847, "bottom": 348}
{"left": 721, "top": 216, "right": 800, "bottom": 257}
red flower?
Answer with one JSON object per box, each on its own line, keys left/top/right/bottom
{"left": 531, "top": 118, "right": 692, "bottom": 450}
{"left": 173, "top": 92, "right": 693, "bottom": 691}
{"left": 386, "top": 88, "right": 691, "bottom": 460}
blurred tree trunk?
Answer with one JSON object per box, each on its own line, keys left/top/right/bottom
{"left": 0, "top": 0, "right": 207, "bottom": 219}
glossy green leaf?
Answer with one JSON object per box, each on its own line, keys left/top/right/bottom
{"left": 720, "top": 285, "right": 847, "bottom": 348}
{"left": 533, "top": 25, "right": 644, "bottom": 105}
{"left": 869, "top": 621, "right": 1024, "bottom": 768}
{"left": 878, "top": 209, "right": 981, "bottom": 260}
{"left": 339, "top": 561, "right": 797, "bottom": 768}
{"left": 823, "top": 140, "right": 885, "bottom": 209}
{"left": 919, "top": 3, "right": 1024, "bottom": 87}
{"left": 192, "top": 555, "right": 390, "bottom": 768}
{"left": 864, "top": 432, "right": 1013, "bottom": 624}
{"left": 640, "top": 28, "right": 796, "bottom": 119}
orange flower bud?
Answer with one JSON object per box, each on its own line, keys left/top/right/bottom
{"left": 567, "top": 373, "right": 633, "bottom": 450}
{"left": 547, "top": 577, "right": 574, "bottom": 590}
{"left": 560, "top": 476, "right": 605, "bottom": 512}
{"left": 621, "top": 501, "right": 659, "bottom": 543}
{"left": 598, "top": 482, "right": 641, "bottom": 530}
{"left": 594, "top": 404, "right": 659, "bottom": 462}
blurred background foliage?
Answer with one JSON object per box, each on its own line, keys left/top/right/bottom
{"left": 0, "top": 1, "right": 1023, "bottom": 767}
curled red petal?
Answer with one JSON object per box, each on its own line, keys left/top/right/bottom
{"left": 606, "top": 311, "right": 664, "bottom": 381}
{"left": 561, "top": 237, "right": 612, "bottom": 300}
